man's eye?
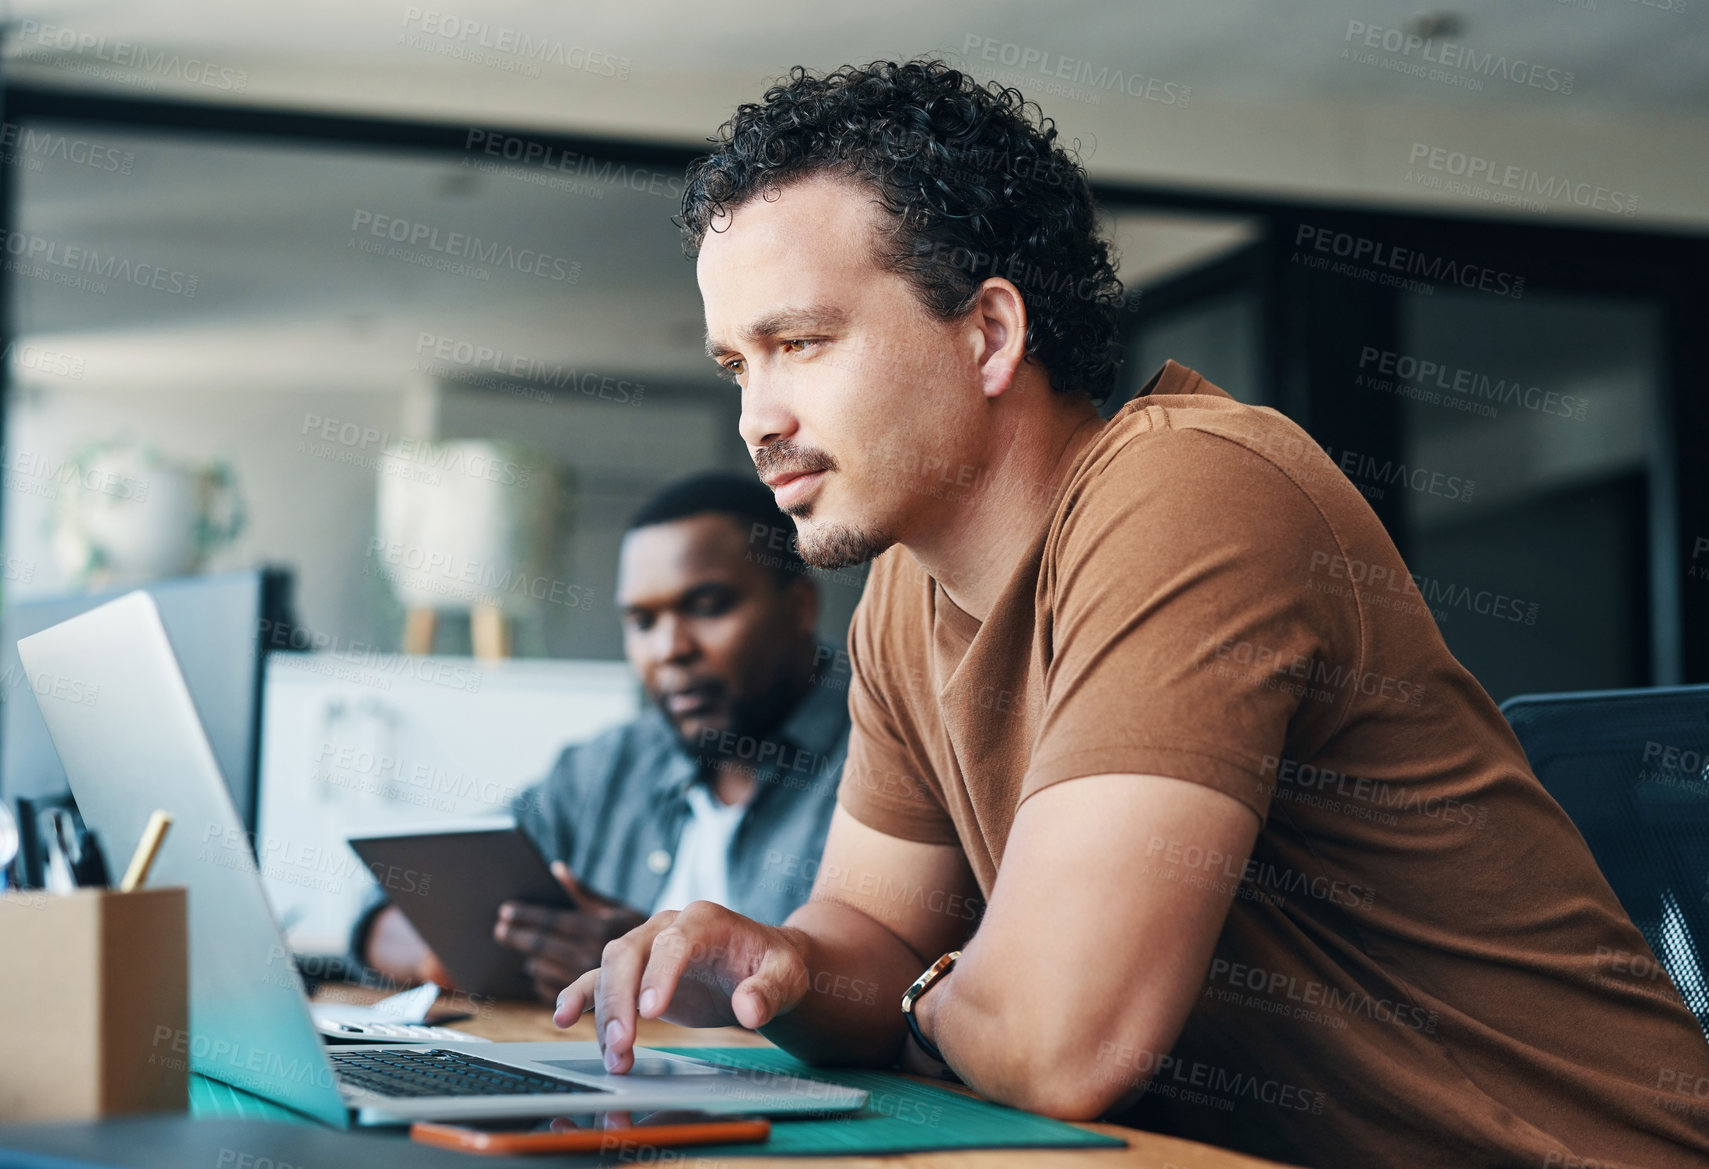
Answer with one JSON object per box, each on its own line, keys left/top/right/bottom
{"left": 783, "top": 339, "right": 815, "bottom": 354}
{"left": 720, "top": 358, "right": 746, "bottom": 380}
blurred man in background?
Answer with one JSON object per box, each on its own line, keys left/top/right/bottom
{"left": 357, "top": 471, "right": 848, "bottom": 1002}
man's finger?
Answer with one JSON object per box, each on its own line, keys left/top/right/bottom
{"left": 492, "top": 918, "right": 549, "bottom": 955}
{"left": 730, "top": 940, "right": 810, "bottom": 1030}
{"left": 552, "top": 861, "right": 624, "bottom": 911}
{"left": 635, "top": 921, "right": 706, "bottom": 1020}
{"left": 593, "top": 912, "right": 676, "bottom": 1074}
{"left": 498, "top": 902, "right": 617, "bottom": 947}
{"left": 498, "top": 901, "right": 572, "bottom": 929}
{"left": 554, "top": 969, "right": 599, "bottom": 1028}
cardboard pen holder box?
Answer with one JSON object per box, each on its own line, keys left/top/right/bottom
{"left": 0, "top": 886, "right": 188, "bottom": 1122}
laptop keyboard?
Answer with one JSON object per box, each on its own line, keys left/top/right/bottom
{"left": 330, "top": 1048, "right": 613, "bottom": 1099}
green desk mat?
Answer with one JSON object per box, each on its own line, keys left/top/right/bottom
{"left": 194, "top": 1050, "right": 1127, "bottom": 1157}
{"left": 191, "top": 1074, "right": 318, "bottom": 1124}
{"left": 653, "top": 1046, "right": 1125, "bottom": 1157}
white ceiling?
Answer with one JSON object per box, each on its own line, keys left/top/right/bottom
{"left": 8, "top": 0, "right": 1708, "bottom": 119}
{"left": 3, "top": 0, "right": 1703, "bottom": 395}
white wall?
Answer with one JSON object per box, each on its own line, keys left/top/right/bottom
{"left": 3, "top": 378, "right": 420, "bottom": 646}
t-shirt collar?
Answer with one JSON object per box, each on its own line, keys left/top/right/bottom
{"left": 1131, "top": 358, "right": 1210, "bottom": 400}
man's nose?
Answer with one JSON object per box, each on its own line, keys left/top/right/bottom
{"left": 738, "top": 371, "right": 796, "bottom": 451}
{"left": 651, "top": 613, "right": 697, "bottom": 664}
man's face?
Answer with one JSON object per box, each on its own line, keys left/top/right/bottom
{"left": 616, "top": 513, "right": 816, "bottom": 754}
{"left": 699, "top": 174, "right": 992, "bottom": 569}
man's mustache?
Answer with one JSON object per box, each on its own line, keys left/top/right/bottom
{"left": 753, "top": 439, "right": 836, "bottom": 481}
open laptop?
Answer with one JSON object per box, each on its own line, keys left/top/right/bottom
{"left": 17, "top": 591, "right": 865, "bottom": 1127}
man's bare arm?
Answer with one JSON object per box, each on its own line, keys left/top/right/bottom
{"left": 913, "top": 773, "right": 1260, "bottom": 1119}
{"left": 553, "top": 807, "right": 979, "bottom": 1071}
{"left": 754, "top": 810, "right": 980, "bottom": 1065}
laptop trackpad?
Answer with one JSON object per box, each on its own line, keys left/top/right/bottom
{"left": 540, "top": 1058, "right": 730, "bottom": 1078}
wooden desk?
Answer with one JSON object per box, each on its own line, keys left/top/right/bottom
{"left": 315, "top": 985, "right": 1300, "bottom": 1169}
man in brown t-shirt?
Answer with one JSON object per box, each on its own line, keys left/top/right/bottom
{"left": 555, "top": 60, "right": 1709, "bottom": 1168}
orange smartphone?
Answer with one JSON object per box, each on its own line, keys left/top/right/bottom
{"left": 411, "top": 1111, "right": 770, "bottom": 1156}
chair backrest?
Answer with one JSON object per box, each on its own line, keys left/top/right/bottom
{"left": 1501, "top": 685, "right": 1709, "bottom": 1039}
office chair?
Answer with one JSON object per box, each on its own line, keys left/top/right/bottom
{"left": 1501, "top": 685, "right": 1709, "bottom": 1040}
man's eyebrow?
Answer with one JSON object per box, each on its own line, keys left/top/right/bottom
{"left": 705, "top": 305, "right": 850, "bottom": 357}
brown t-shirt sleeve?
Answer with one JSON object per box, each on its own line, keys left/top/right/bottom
{"left": 836, "top": 557, "right": 961, "bottom": 845}
{"left": 1025, "top": 425, "right": 1354, "bottom": 824}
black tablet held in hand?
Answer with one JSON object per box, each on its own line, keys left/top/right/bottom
{"left": 348, "top": 819, "right": 575, "bottom": 999}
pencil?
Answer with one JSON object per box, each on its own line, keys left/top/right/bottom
{"left": 119, "top": 811, "right": 173, "bottom": 893}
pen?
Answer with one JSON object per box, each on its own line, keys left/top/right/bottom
{"left": 0, "top": 802, "right": 20, "bottom": 893}
{"left": 119, "top": 810, "right": 173, "bottom": 893}
{"left": 43, "top": 809, "right": 80, "bottom": 894}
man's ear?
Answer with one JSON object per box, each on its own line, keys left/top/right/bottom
{"left": 972, "top": 277, "right": 1029, "bottom": 401}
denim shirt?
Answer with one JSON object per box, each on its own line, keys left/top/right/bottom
{"left": 510, "top": 646, "right": 850, "bottom": 925}
{"left": 348, "top": 648, "right": 849, "bottom": 965}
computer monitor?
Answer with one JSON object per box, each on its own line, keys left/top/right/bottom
{"left": 1, "top": 567, "right": 293, "bottom": 832}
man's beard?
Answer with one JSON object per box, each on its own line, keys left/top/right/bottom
{"left": 791, "top": 518, "right": 894, "bottom": 570}
{"left": 754, "top": 438, "right": 894, "bottom": 569}
{"left": 673, "top": 669, "right": 807, "bottom": 765}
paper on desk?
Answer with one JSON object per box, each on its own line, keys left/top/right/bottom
{"left": 312, "top": 982, "right": 444, "bottom": 1026}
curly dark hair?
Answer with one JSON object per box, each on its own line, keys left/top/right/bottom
{"left": 680, "top": 58, "right": 1125, "bottom": 402}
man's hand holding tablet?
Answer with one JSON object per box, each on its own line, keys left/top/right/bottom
{"left": 495, "top": 862, "right": 647, "bottom": 1004}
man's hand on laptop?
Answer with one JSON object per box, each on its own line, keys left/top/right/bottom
{"left": 494, "top": 862, "right": 647, "bottom": 1004}
{"left": 551, "top": 900, "right": 811, "bottom": 1073}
